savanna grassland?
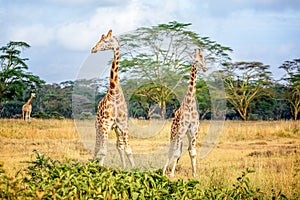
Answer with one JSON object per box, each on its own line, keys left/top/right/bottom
{"left": 0, "top": 118, "right": 299, "bottom": 199}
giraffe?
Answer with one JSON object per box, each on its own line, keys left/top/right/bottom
{"left": 22, "top": 93, "right": 36, "bottom": 122}
{"left": 163, "top": 49, "right": 207, "bottom": 177}
{"left": 91, "top": 30, "right": 135, "bottom": 168}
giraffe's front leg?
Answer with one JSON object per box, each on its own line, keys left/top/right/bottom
{"left": 94, "top": 124, "right": 108, "bottom": 165}
{"left": 188, "top": 121, "right": 199, "bottom": 177}
{"left": 114, "top": 125, "right": 126, "bottom": 168}
{"left": 124, "top": 142, "right": 135, "bottom": 167}
{"left": 93, "top": 129, "right": 100, "bottom": 159}
{"left": 25, "top": 112, "right": 29, "bottom": 122}
{"left": 28, "top": 110, "right": 31, "bottom": 122}
{"left": 115, "top": 124, "right": 135, "bottom": 168}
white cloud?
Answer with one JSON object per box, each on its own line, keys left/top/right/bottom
{"left": 30, "top": 0, "right": 188, "bottom": 52}
{"left": 57, "top": 22, "right": 97, "bottom": 51}
{"left": 46, "top": 0, "right": 98, "bottom": 5}
{"left": 55, "top": 0, "right": 175, "bottom": 51}
{"left": 44, "top": 0, "right": 129, "bottom": 7}
{"left": 60, "top": 0, "right": 208, "bottom": 51}
{"left": 9, "top": 24, "right": 54, "bottom": 47}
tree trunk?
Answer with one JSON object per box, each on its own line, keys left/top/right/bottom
{"left": 294, "top": 108, "right": 299, "bottom": 120}
{"left": 160, "top": 101, "right": 166, "bottom": 119}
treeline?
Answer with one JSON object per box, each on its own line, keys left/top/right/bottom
{"left": 0, "top": 77, "right": 298, "bottom": 121}
{"left": 0, "top": 22, "right": 299, "bottom": 121}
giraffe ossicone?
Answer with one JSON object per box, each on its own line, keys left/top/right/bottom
{"left": 22, "top": 93, "right": 36, "bottom": 122}
{"left": 91, "top": 30, "right": 135, "bottom": 168}
{"left": 163, "top": 48, "right": 207, "bottom": 177}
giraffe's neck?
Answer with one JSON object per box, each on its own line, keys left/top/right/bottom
{"left": 109, "top": 47, "right": 120, "bottom": 90}
{"left": 187, "top": 63, "right": 197, "bottom": 97}
{"left": 27, "top": 97, "right": 33, "bottom": 105}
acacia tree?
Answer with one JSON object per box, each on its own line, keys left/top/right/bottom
{"left": 222, "top": 61, "right": 273, "bottom": 121}
{"left": 120, "top": 21, "right": 232, "bottom": 118}
{"left": 280, "top": 59, "right": 300, "bottom": 120}
{"left": 203, "top": 70, "right": 228, "bottom": 120}
{"left": 129, "top": 83, "right": 178, "bottom": 119}
{"left": 0, "top": 41, "right": 44, "bottom": 104}
{"left": 196, "top": 78, "right": 211, "bottom": 119}
{"left": 271, "top": 83, "right": 291, "bottom": 120}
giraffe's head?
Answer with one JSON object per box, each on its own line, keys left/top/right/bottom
{"left": 91, "top": 30, "right": 120, "bottom": 53}
{"left": 193, "top": 48, "right": 207, "bottom": 72}
{"left": 31, "top": 93, "right": 36, "bottom": 98}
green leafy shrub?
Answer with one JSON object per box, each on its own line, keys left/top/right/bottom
{"left": 32, "top": 111, "right": 50, "bottom": 119}
{"left": 78, "top": 112, "right": 94, "bottom": 120}
{"left": 49, "top": 111, "right": 65, "bottom": 120}
{"left": 0, "top": 150, "right": 293, "bottom": 199}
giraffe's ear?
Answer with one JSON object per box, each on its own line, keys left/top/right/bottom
{"left": 107, "top": 30, "right": 112, "bottom": 38}
{"left": 100, "top": 34, "right": 105, "bottom": 41}
{"left": 199, "top": 48, "right": 203, "bottom": 55}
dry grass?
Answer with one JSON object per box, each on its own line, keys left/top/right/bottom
{"left": 0, "top": 118, "right": 299, "bottom": 198}
{"left": 0, "top": 118, "right": 87, "bottom": 173}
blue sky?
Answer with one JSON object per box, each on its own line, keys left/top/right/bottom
{"left": 1, "top": 0, "right": 299, "bottom": 83}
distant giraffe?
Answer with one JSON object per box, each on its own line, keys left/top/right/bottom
{"left": 163, "top": 49, "right": 207, "bottom": 177}
{"left": 91, "top": 30, "right": 134, "bottom": 168}
{"left": 22, "top": 93, "right": 36, "bottom": 122}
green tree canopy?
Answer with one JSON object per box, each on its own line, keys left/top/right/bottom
{"left": 280, "top": 58, "right": 300, "bottom": 120}
{"left": 222, "top": 61, "right": 273, "bottom": 121}
{"left": 0, "top": 41, "right": 45, "bottom": 104}
{"left": 128, "top": 83, "right": 179, "bottom": 119}
{"left": 119, "top": 21, "right": 232, "bottom": 118}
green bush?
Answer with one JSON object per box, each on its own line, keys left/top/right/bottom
{"left": 32, "top": 111, "right": 50, "bottom": 119}
{"left": 0, "top": 150, "right": 293, "bottom": 199}
{"left": 49, "top": 111, "right": 65, "bottom": 120}
{"left": 32, "top": 111, "right": 65, "bottom": 120}
{"left": 78, "top": 112, "right": 94, "bottom": 120}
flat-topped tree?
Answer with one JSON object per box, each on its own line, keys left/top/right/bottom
{"left": 0, "top": 41, "right": 44, "bottom": 106}
{"left": 280, "top": 58, "right": 300, "bottom": 120}
{"left": 120, "top": 21, "right": 232, "bottom": 119}
{"left": 222, "top": 61, "right": 273, "bottom": 121}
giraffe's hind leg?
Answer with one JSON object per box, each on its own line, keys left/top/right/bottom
{"left": 163, "top": 139, "right": 176, "bottom": 175}
{"left": 170, "top": 137, "right": 183, "bottom": 177}
{"left": 164, "top": 113, "right": 180, "bottom": 176}
{"left": 170, "top": 124, "right": 188, "bottom": 176}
